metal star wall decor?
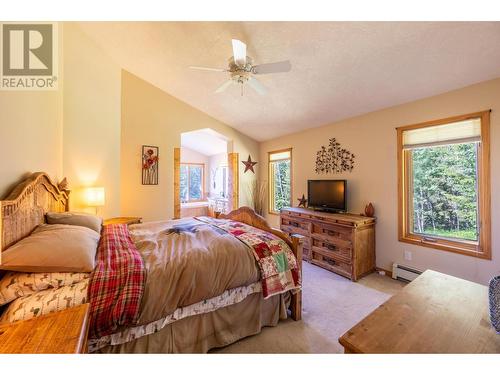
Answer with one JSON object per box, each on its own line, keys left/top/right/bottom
{"left": 297, "top": 194, "right": 307, "bottom": 208}
{"left": 315, "top": 137, "right": 355, "bottom": 174}
{"left": 242, "top": 155, "right": 257, "bottom": 173}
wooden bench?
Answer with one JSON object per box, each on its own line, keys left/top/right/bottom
{"left": 339, "top": 270, "right": 500, "bottom": 353}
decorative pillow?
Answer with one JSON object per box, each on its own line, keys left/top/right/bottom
{"left": 0, "top": 271, "right": 89, "bottom": 306}
{"left": 0, "top": 224, "right": 100, "bottom": 273}
{"left": 489, "top": 275, "right": 500, "bottom": 333}
{"left": 0, "top": 278, "right": 89, "bottom": 324}
{"left": 46, "top": 211, "right": 103, "bottom": 233}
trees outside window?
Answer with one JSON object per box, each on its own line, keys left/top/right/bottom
{"left": 411, "top": 143, "right": 478, "bottom": 241}
{"left": 180, "top": 163, "right": 204, "bottom": 203}
{"left": 398, "top": 111, "right": 490, "bottom": 259}
{"left": 269, "top": 149, "right": 292, "bottom": 214}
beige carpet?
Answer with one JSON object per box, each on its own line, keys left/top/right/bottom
{"left": 214, "top": 262, "right": 404, "bottom": 353}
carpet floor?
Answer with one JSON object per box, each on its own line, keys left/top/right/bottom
{"left": 214, "top": 262, "right": 404, "bottom": 353}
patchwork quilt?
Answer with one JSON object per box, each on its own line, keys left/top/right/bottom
{"left": 197, "top": 217, "right": 301, "bottom": 298}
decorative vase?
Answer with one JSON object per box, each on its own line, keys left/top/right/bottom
{"left": 364, "top": 203, "right": 375, "bottom": 217}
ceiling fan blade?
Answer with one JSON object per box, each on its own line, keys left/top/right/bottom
{"left": 252, "top": 60, "right": 291, "bottom": 74}
{"left": 215, "top": 80, "right": 234, "bottom": 93}
{"left": 189, "top": 66, "right": 226, "bottom": 72}
{"left": 247, "top": 77, "right": 267, "bottom": 95}
{"left": 231, "top": 39, "right": 247, "bottom": 67}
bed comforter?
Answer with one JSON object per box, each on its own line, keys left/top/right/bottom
{"left": 89, "top": 216, "right": 300, "bottom": 340}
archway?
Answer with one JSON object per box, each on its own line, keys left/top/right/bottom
{"left": 173, "top": 129, "right": 238, "bottom": 219}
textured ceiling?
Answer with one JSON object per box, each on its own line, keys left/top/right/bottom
{"left": 76, "top": 22, "right": 500, "bottom": 141}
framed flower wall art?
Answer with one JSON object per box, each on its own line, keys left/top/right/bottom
{"left": 142, "top": 145, "right": 159, "bottom": 185}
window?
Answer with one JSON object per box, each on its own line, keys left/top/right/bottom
{"left": 397, "top": 111, "right": 491, "bottom": 259}
{"left": 213, "top": 165, "right": 228, "bottom": 198}
{"left": 180, "top": 163, "right": 205, "bottom": 203}
{"left": 268, "top": 149, "right": 292, "bottom": 214}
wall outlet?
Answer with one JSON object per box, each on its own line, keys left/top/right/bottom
{"left": 404, "top": 250, "right": 412, "bottom": 261}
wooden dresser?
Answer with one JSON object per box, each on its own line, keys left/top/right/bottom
{"left": 280, "top": 207, "right": 375, "bottom": 281}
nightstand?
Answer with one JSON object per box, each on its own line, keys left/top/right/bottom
{"left": 104, "top": 217, "right": 143, "bottom": 226}
{"left": 0, "top": 304, "right": 90, "bottom": 353}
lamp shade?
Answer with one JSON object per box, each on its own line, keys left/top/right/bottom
{"left": 84, "top": 187, "right": 105, "bottom": 207}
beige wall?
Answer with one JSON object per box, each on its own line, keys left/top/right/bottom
{"left": 0, "top": 91, "right": 63, "bottom": 198}
{"left": 260, "top": 78, "right": 500, "bottom": 285}
{"left": 62, "top": 23, "right": 122, "bottom": 218}
{"left": 0, "top": 23, "right": 63, "bottom": 198}
{"left": 121, "top": 71, "right": 259, "bottom": 222}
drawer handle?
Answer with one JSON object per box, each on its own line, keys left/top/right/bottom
{"left": 325, "top": 258, "right": 337, "bottom": 266}
{"left": 291, "top": 222, "right": 299, "bottom": 227}
{"left": 326, "top": 244, "right": 336, "bottom": 251}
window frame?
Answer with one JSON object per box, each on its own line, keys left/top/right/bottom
{"left": 397, "top": 110, "right": 491, "bottom": 259}
{"left": 180, "top": 162, "right": 205, "bottom": 203}
{"left": 268, "top": 148, "right": 293, "bottom": 215}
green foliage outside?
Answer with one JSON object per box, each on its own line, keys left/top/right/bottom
{"left": 180, "top": 165, "right": 203, "bottom": 202}
{"left": 272, "top": 159, "right": 291, "bottom": 212}
{"left": 411, "top": 142, "right": 478, "bottom": 241}
{"left": 180, "top": 165, "right": 188, "bottom": 202}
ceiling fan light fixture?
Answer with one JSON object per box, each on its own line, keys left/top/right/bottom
{"left": 191, "top": 38, "right": 291, "bottom": 96}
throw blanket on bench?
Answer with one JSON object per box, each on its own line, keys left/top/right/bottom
{"left": 88, "top": 224, "right": 146, "bottom": 338}
{"left": 197, "top": 217, "right": 301, "bottom": 298}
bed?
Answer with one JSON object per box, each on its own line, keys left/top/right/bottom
{"left": 0, "top": 172, "right": 303, "bottom": 353}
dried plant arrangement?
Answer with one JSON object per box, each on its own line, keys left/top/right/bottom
{"left": 246, "top": 179, "right": 266, "bottom": 216}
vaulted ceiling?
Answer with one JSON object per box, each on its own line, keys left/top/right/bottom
{"left": 76, "top": 22, "right": 500, "bottom": 141}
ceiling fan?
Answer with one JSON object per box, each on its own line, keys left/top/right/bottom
{"left": 189, "top": 39, "right": 291, "bottom": 96}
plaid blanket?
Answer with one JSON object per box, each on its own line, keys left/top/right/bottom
{"left": 88, "top": 224, "right": 146, "bottom": 338}
{"left": 198, "top": 218, "right": 301, "bottom": 298}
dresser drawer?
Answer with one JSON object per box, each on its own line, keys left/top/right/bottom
{"left": 281, "top": 224, "right": 309, "bottom": 238}
{"left": 311, "top": 251, "right": 352, "bottom": 279}
{"left": 311, "top": 222, "right": 352, "bottom": 244}
{"left": 281, "top": 210, "right": 313, "bottom": 220}
{"left": 311, "top": 237, "right": 352, "bottom": 263}
{"left": 281, "top": 215, "right": 311, "bottom": 237}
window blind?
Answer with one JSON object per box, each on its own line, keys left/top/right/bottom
{"left": 269, "top": 150, "right": 291, "bottom": 161}
{"left": 402, "top": 118, "right": 481, "bottom": 149}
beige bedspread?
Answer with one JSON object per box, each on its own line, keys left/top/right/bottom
{"left": 129, "top": 218, "right": 260, "bottom": 324}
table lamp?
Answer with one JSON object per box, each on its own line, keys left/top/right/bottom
{"left": 84, "top": 187, "right": 105, "bottom": 215}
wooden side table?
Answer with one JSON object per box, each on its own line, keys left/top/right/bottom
{"left": 0, "top": 304, "right": 90, "bottom": 354}
{"left": 104, "top": 217, "right": 143, "bottom": 226}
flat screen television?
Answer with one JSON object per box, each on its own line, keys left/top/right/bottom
{"left": 307, "top": 180, "right": 347, "bottom": 212}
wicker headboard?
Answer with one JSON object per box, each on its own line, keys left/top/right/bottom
{"left": 0, "top": 172, "right": 70, "bottom": 253}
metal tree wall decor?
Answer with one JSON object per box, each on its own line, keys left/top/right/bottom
{"left": 315, "top": 137, "right": 355, "bottom": 174}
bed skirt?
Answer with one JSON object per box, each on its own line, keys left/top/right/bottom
{"left": 98, "top": 292, "right": 289, "bottom": 353}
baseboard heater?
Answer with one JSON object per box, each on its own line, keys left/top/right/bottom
{"left": 392, "top": 263, "right": 422, "bottom": 282}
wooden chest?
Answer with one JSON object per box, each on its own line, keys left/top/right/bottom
{"left": 280, "top": 207, "right": 376, "bottom": 281}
